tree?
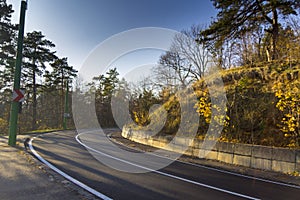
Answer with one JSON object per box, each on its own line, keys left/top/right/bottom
{"left": 23, "top": 31, "right": 57, "bottom": 130}
{"left": 277, "top": 25, "right": 299, "bottom": 62}
{"left": 102, "top": 68, "right": 120, "bottom": 101}
{"left": 0, "top": 0, "right": 16, "bottom": 65}
{"left": 287, "top": 17, "right": 300, "bottom": 62}
{"left": 154, "top": 25, "right": 213, "bottom": 89}
{"left": 201, "top": 0, "right": 300, "bottom": 60}
{"left": 91, "top": 68, "right": 121, "bottom": 127}
{"left": 173, "top": 25, "right": 212, "bottom": 79}
{"left": 0, "top": 0, "right": 16, "bottom": 134}
{"left": 130, "top": 88, "right": 161, "bottom": 126}
{"left": 40, "top": 57, "right": 77, "bottom": 128}
{"left": 48, "top": 57, "right": 77, "bottom": 90}
{"left": 0, "top": 0, "right": 16, "bottom": 100}
{"left": 273, "top": 79, "right": 300, "bottom": 147}
{"left": 157, "top": 51, "right": 190, "bottom": 87}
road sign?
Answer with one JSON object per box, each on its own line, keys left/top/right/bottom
{"left": 64, "top": 113, "right": 70, "bottom": 118}
{"left": 12, "top": 89, "right": 25, "bottom": 102}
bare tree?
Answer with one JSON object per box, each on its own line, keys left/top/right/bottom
{"left": 157, "top": 51, "right": 191, "bottom": 87}
{"left": 153, "top": 24, "right": 213, "bottom": 90}
{"left": 172, "top": 25, "right": 212, "bottom": 80}
{"left": 287, "top": 16, "right": 300, "bottom": 62}
{"left": 152, "top": 63, "right": 177, "bottom": 89}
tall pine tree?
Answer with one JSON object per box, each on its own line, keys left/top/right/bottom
{"left": 0, "top": 0, "right": 16, "bottom": 101}
{"left": 23, "top": 31, "right": 57, "bottom": 130}
{"left": 201, "top": 0, "right": 300, "bottom": 60}
{"left": 46, "top": 57, "right": 77, "bottom": 127}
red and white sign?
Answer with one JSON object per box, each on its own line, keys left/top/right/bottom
{"left": 12, "top": 89, "right": 25, "bottom": 102}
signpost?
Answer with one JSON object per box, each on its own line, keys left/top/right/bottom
{"left": 63, "top": 81, "right": 69, "bottom": 130}
{"left": 8, "top": 0, "right": 27, "bottom": 146}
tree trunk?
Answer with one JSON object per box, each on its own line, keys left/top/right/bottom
{"left": 271, "top": 8, "right": 279, "bottom": 60}
{"left": 61, "top": 71, "right": 65, "bottom": 128}
{"left": 32, "top": 60, "right": 37, "bottom": 130}
{"left": 257, "top": 36, "right": 262, "bottom": 62}
{"left": 266, "top": 47, "right": 271, "bottom": 62}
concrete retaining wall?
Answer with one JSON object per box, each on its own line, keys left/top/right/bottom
{"left": 122, "top": 127, "right": 300, "bottom": 174}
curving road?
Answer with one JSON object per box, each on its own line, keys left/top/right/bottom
{"left": 29, "top": 130, "right": 300, "bottom": 200}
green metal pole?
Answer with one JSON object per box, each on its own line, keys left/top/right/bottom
{"left": 8, "top": 0, "right": 27, "bottom": 146}
{"left": 63, "top": 81, "right": 69, "bottom": 130}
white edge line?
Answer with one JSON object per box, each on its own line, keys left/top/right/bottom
{"left": 109, "top": 131, "right": 300, "bottom": 190}
{"left": 76, "top": 133, "right": 260, "bottom": 200}
{"left": 29, "top": 136, "right": 113, "bottom": 200}
{"left": 178, "top": 158, "right": 300, "bottom": 190}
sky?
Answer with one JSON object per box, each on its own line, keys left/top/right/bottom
{"left": 6, "top": 0, "right": 217, "bottom": 78}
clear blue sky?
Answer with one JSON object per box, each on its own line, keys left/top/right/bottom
{"left": 7, "top": 0, "right": 217, "bottom": 73}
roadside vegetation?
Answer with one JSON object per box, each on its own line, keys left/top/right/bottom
{"left": 0, "top": 0, "right": 77, "bottom": 134}
{"left": 0, "top": 0, "right": 299, "bottom": 148}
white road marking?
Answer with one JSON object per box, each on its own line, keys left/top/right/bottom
{"left": 109, "top": 130, "right": 300, "bottom": 190}
{"left": 29, "top": 137, "right": 113, "bottom": 200}
{"left": 178, "top": 159, "right": 300, "bottom": 189}
{"left": 76, "top": 133, "right": 260, "bottom": 200}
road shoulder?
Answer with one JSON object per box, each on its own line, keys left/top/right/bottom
{"left": 0, "top": 135, "right": 98, "bottom": 200}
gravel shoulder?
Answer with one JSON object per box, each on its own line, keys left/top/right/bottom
{"left": 0, "top": 134, "right": 98, "bottom": 200}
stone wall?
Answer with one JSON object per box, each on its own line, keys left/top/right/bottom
{"left": 122, "top": 127, "right": 300, "bottom": 174}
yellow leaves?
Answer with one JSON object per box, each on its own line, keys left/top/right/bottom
{"left": 195, "top": 95, "right": 212, "bottom": 123}
{"left": 272, "top": 79, "right": 299, "bottom": 137}
{"left": 287, "top": 142, "right": 297, "bottom": 148}
{"left": 195, "top": 89, "right": 229, "bottom": 127}
{"left": 133, "top": 111, "right": 148, "bottom": 126}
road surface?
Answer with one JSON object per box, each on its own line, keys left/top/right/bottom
{"left": 29, "top": 130, "right": 300, "bottom": 200}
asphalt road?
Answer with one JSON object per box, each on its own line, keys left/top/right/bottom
{"left": 30, "top": 130, "right": 300, "bottom": 200}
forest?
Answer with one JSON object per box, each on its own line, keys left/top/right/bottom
{"left": 0, "top": 0, "right": 299, "bottom": 148}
